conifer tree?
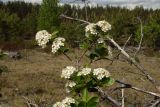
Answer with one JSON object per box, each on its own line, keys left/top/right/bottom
{"left": 37, "top": 0, "right": 60, "bottom": 32}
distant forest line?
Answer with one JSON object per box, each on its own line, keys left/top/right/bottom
{"left": 0, "top": 1, "right": 160, "bottom": 50}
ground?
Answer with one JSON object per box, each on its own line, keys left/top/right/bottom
{"left": 0, "top": 49, "right": 160, "bottom": 107}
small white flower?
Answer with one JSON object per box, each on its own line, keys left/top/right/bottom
{"left": 62, "top": 97, "right": 75, "bottom": 105}
{"left": 96, "top": 20, "right": 111, "bottom": 32}
{"left": 85, "top": 23, "right": 97, "bottom": 36}
{"left": 52, "top": 37, "right": 65, "bottom": 54}
{"left": 65, "top": 81, "right": 76, "bottom": 88}
{"left": 93, "top": 68, "right": 110, "bottom": 80}
{"left": 53, "top": 102, "right": 67, "bottom": 107}
{"left": 97, "top": 38, "right": 104, "bottom": 44}
{"left": 65, "top": 81, "right": 76, "bottom": 93}
{"left": 77, "top": 68, "right": 92, "bottom": 76}
{"left": 53, "top": 97, "right": 75, "bottom": 107}
{"left": 35, "top": 30, "right": 52, "bottom": 48}
{"left": 61, "top": 66, "right": 77, "bottom": 79}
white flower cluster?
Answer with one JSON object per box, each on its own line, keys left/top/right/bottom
{"left": 96, "top": 20, "right": 111, "bottom": 32}
{"left": 77, "top": 68, "right": 92, "bottom": 76}
{"left": 52, "top": 37, "right": 65, "bottom": 54}
{"left": 85, "top": 23, "right": 97, "bottom": 37}
{"left": 35, "top": 30, "right": 52, "bottom": 48}
{"left": 65, "top": 81, "right": 76, "bottom": 93}
{"left": 65, "top": 81, "right": 76, "bottom": 88}
{"left": 61, "top": 66, "right": 77, "bottom": 79}
{"left": 93, "top": 68, "right": 110, "bottom": 80}
{"left": 53, "top": 97, "right": 75, "bottom": 107}
{"left": 85, "top": 20, "right": 111, "bottom": 38}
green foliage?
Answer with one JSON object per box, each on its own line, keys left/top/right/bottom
{"left": 37, "top": 0, "right": 60, "bottom": 32}
{"left": 0, "top": 9, "right": 20, "bottom": 41}
{"left": 1, "top": 1, "right": 160, "bottom": 50}
{"left": 77, "top": 88, "right": 99, "bottom": 107}
{"left": 135, "top": 18, "right": 160, "bottom": 48}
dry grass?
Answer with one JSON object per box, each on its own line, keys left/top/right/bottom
{"left": 0, "top": 49, "right": 160, "bottom": 107}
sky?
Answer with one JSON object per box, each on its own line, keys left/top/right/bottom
{"left": 1, "top": 0, "right": 160, "bottom": 10}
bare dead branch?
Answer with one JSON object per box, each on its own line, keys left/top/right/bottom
{"left": 63, "top": 52, "right": 73, "bottom": 62}
{"left": 149, "top": 99, "right": 160, "bottom": 107}
{"left": 96, "top": 87, "right": 121, "bottom": 107}
{"left": 123, "top": 35, "right": 132, "bottom": 49}
{"left": 115, "top": 80, "right": 160, "bottom": 98}
{"left": 134, "top": 17, "right": 144, "bottom": 57}
{"left": 78, "top": 49, "right": 88, "bottom": 63}
{"left": 60, "top": 14, "right": 157, "bottom": 86}
{"left": 121, "top": 79, "right": 125, "bottom": 107}
{"left": 60, "top": 14, "right": 90, "bottom": 24}
{"left": 107, "top": 37, "right": 155, "bottom": 84}
{"left": 83, "top": 0, "right": 89, "bottom": 21}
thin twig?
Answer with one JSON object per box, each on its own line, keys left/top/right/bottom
{"left": 123, "top": 35, "right": 132, "bottom": 49}
{"left": 121, "top": 79, "right": 125, "bottom": 107}
{"left": 78, "top": 49, "right": 88, "bottom": 63}
{"left": 63, "top": 52, "right": 72, "bottom": 61}
{"left": 134, "top": 17, "right": 144, "bottom": 57}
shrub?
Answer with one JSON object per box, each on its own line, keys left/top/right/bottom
{"left": 35, "top": 20, "right": 115, "bottom": 107}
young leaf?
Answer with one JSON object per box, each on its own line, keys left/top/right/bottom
{"left": 82, "top": 88, "right": 89, "bottom": 102}
{"left": 101, "top": 77, "right": 115, "bottom": 86}
{"left": 87, "top": 96, "right": 99, "bottom": 107}
{"left": 80, "top": 42, "right": 89, "bottom": 50}
{"left": 77, "top": 101, "right": 86, "bottom": 107}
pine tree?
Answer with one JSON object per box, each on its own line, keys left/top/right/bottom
{"left": 37, "top": 0, "right": 60, "bottom": 32}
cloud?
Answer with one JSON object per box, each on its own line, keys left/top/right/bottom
{"left": 1, "top": 0, "right": 160, "bottom": 9}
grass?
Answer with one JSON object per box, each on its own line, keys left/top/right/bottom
{"left": 0, "top": 49, "right": 160, "bottom": 107}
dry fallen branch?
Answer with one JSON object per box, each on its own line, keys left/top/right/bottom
{"left": 60, "top": 14, "right": 160, "bottom": 107}
{"left": 107, "top": 37, "right": 155, "bottom": 84}
{"left": 95, "top": 87, "right": 121, "bottom": 107}
{"left": 149, "top": 99, "right": 160, "bottom": 107}
{"left": 115, "top": 80, "right": 160, "bottom": 98}
{"left": 60, "top": 14, "right": 90, "bottom": 24}
{"left": 60, "top": 14, "right": 156, "bottom": 85}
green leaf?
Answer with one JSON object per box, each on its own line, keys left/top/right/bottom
{"left": 77, "top": 101, "right": 86, "bottom": 107}
{"left": 51, "top": 31, "right": 58, "bottom": 39}
{"left": 101, "top": 77, "right": 115, "bottom": 86}
{"left": 82, "top": 88, "right": 89, "bottom": 102}
{"left": 87, "top": 97, "right": 99, "bottom": 107}
{"left": 95, "top": 45, "right": 107, "bottom": 57}
{"left": 89, "top": 51, "right": 99, "bottom": 60}
{"left": 80, "top": 42, "right": 89, "bottom": 50}
{"left": 74, "top": 82, "right": 86, "bottom": 93}
{"left": 59, "top": 46, "right": 69, "bottom": 53}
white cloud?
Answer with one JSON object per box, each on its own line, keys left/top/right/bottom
{"left": 2, "top": 0, "right": 160, "bottom": 9}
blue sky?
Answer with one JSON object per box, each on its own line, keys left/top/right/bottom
{"left": 1, "top": 0, "right": 160, "bottom": 9}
